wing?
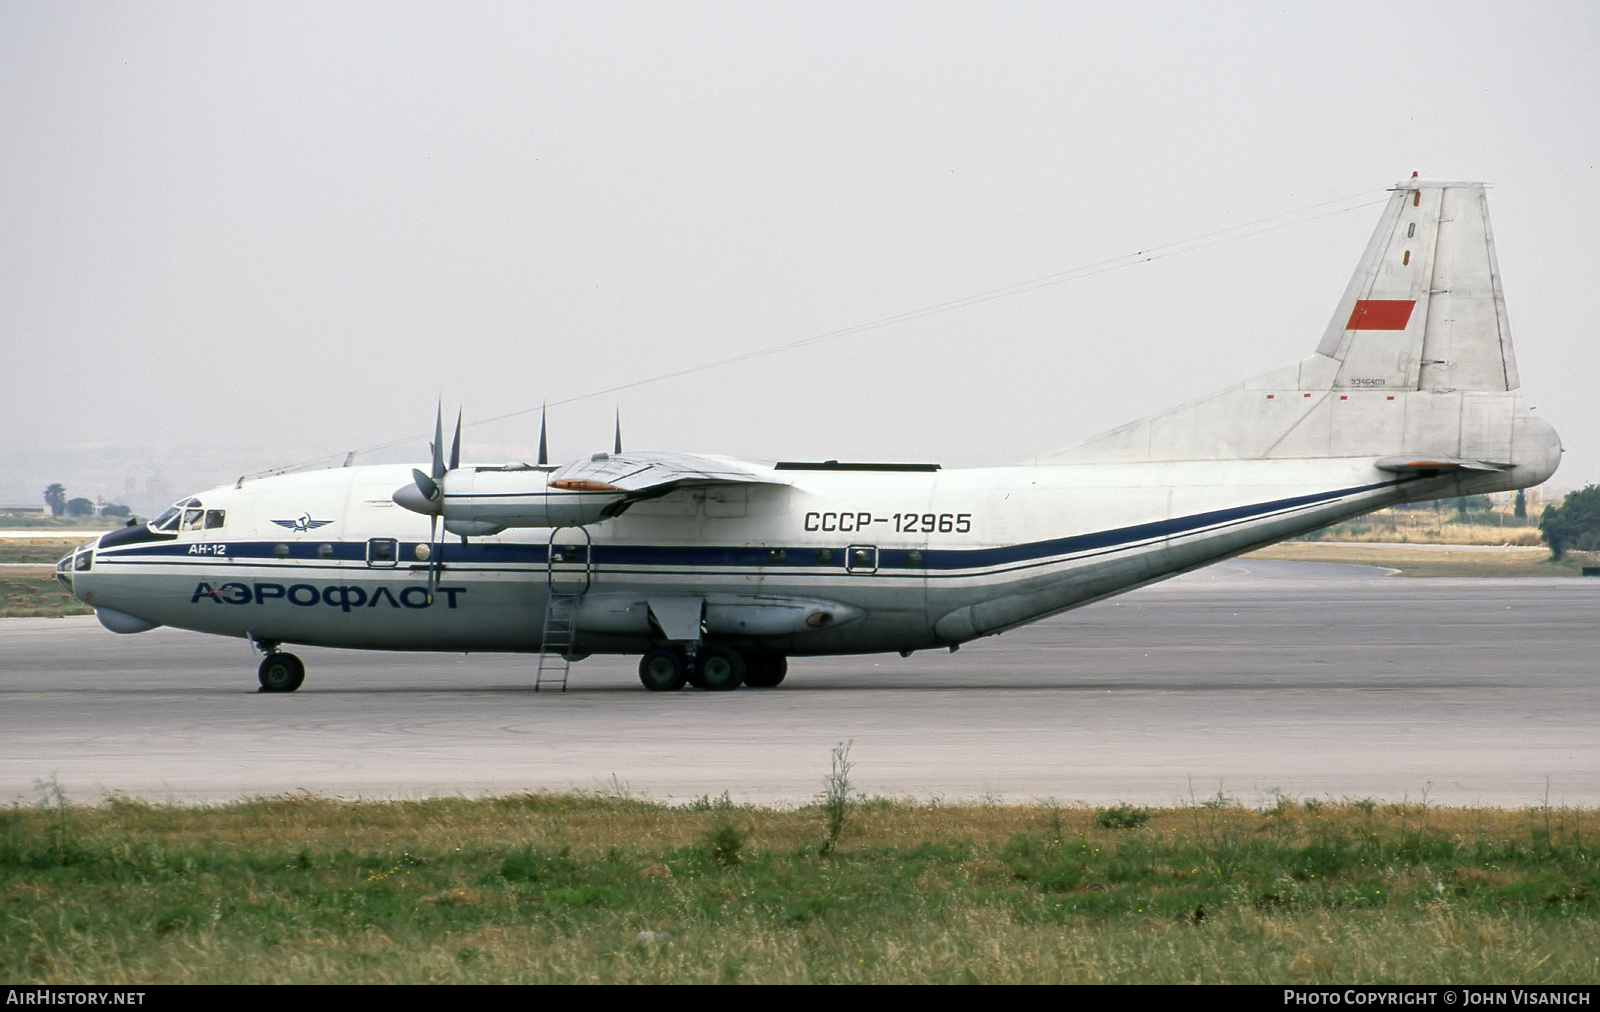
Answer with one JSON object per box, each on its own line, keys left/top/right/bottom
{"left": 545, "top": 451, "right": 789, "bottom": 513}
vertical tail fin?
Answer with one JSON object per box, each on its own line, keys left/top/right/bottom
{"left": 1317, "top": 177, "right": 1519, "bottom": 394}
{"left": 1047, "top": 176, "right": 1559, "bottom": 491}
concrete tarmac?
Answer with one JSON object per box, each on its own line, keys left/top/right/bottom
{"left": 2, "top": 561, "right": 1595, "bottom": 808}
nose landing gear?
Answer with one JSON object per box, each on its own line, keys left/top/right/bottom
{"left": 249, "top": 635, "right": 306, "bottom": 693}
{"left": 258, "top": 652, "right": 306, "bottom": 692}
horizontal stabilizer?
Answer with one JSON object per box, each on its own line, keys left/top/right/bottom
{"left": 1373, "top": 455, "right": 1505, "bottom": 474}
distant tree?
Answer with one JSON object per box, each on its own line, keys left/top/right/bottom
{"left": 43, "top": 483, "right": 66, "bottom": 517}
{"left": 1538, "top": 485, "right": 1600, "bottom": 560}
{"left": 64, "top": 497, "right": 96, "bottom": 517}
{"left": 100, "top": 503, "right": 132, "bottom": 518}
{"left": 1514, "top": 488, "right": 1527, "bottom": 521}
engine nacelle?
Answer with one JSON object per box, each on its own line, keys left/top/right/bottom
{"left": 396, "top": 467, "right": 622, "bottom": 534}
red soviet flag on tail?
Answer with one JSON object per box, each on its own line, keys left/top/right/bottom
{"left": 1345, "top": 299, "right": 1415, "bottom": 330}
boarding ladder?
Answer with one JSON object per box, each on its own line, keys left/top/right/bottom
{"left": 535, "top": 527, "right": 592, "bottom": 693}
{"left": 534, "top": 593, "right": 580, "bottom": 692}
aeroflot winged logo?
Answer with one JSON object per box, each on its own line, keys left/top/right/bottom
{"left": 271, "top": 513, "right": 335, "bottom": 533}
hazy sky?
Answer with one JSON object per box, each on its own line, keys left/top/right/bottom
{"left": 4, "top": 2, "right": 1596, "bottom": 512}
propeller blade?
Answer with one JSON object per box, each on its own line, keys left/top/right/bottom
{"left": 614, "top": 409, "right": 622, "bottom": 455}
{"left": 410, "top": 468, "right": 439, "bottom": 503}
{"left": 537, "top": 403, "right": 548, "bottom": 467}
{"left": 427, "top": 514, "right": 441, "bottom": 603}
{"left": 431, "top": 405, "right": 446, "bottom": 481}
{"left": 449, "top": 410, "right": 462, "bottom": 471}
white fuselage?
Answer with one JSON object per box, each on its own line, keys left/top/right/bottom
{"left": 66, "top": 455, "right": 1457, "bottom": 657}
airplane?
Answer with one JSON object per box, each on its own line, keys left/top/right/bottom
{"left": 58, "top": 177, "right": 1561, "bottom": 694}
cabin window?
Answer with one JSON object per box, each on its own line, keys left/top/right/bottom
{"left": 74, "top": 550, "right": 93, "bottom": 572}
{"left": 317, "top": 544, "right": 334, "bottom": 559}
{"left": 367, "top": 538, "right": 398, "bottom": 567}
{"left": 203, "top": 510, "right": 226, "bottom": 530}
{"left": 151, "top": 507, "right": 181, "bottom": 532}
{"left": 1407, "top": 222, "right": 1416, "bottom": 238}
{"left": 846, "top": 545, "right": 878, "bottom": 573}
{"left": 182, "top": 506, "right": 205, "bottom": 531}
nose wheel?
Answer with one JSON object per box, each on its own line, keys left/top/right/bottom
{"left": 258, "top": 652, "right": 306, "bottom": 693}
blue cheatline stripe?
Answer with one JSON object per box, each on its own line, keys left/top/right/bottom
{"left": 94, "top": 478, "right": 1403, "bottom": 574}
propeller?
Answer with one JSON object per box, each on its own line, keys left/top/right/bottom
{"left": 393, "top": 405, "right": 462, "bottom": 603}
{"left": 427, "top": 409, "right": 464, "bottom": 599}
{"left": 614, "top": 409, "right": 622, "bottom": 455}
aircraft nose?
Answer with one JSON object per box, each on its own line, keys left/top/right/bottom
{"left": 55, "top": 537, "right": 99, "bottom": 597}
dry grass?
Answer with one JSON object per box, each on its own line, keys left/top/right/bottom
{"left": 0, "top": 538, "right": 83, "bottom": 565}
{"left": 5, "top": 794, "right": 1597, "bottom": 984}
{"left": 0, "top": 568, "right": 92, "bottom": 617}
{"left": 1298, "top": 503, "right": 1545, "bottom": 547}
{"left": 1244, "top": 542, "right": 1588, "bottom": 578}
{"left": 1302, "top": 521, "right": 1543, "bottom": 547}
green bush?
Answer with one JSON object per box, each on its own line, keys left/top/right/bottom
{"left": 1094, "top": 804, "right": 1152, "bottom": 830}
{"left": 706, "top": 821, "right": 745, "bottom": 866}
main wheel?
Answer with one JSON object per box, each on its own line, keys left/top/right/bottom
{"left": 695, "top": 644, "right": 746, "bottom": 691}
{"left": 638, "top": 647, "right": 688, "bottom": 691}
{"left": 743, "top": 653, "right": 787, "bottom": 688}
{"left": 258, "top": 652, "right": 305, "bottom": 693}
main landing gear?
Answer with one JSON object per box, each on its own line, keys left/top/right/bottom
{"left": 252, "top": 638, "right": 306, "bottom": 693}
{"left": 636, "top": 645, "right": 787, "bottom": 692}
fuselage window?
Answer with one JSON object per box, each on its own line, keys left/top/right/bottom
{"left": 367, "top": 538, "right": 398, "bottom": 567}
{"left": 203, "top": 510, "right": 226, "bottom": 530}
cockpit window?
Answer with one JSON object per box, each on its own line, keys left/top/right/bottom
{"left": 153, "top": 498, "right": 204, "bottom": 533}
{"left": 203, "top": 510, "right": 226, "bottom": 530}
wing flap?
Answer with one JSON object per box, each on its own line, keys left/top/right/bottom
{"left": 1374, "top": 455, "right": 1506, "bottom": 474}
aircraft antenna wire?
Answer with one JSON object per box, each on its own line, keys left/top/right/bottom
{"left": 247, "top": 189, "right": 1386, "bottom": 478}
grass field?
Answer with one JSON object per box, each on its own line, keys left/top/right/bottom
{"left": 1242, "top": 542, "right": 1590, "bottom": 578}
{"left": 0, "top": 539, "right": 93, "bottom": 617}
{"left": 0, "top": 538, "right": 92, "bottom": 617}
{"left": 1295, "top": 519, "right": 1544, "bottom": 547}
{"left": 0, "top": 570, "right": 92, "bottom": 618}
{"left": 3, "top": 793, "right": 1595, "bottom": 984}
{"left": 0, "top": 538, "right": 85, "bottom": 565}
